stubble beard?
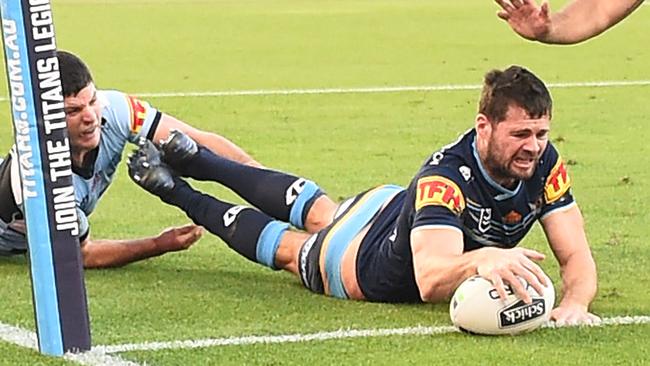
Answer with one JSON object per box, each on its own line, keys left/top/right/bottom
{"left": 485, "top": 140, "right": 537, "bottom": 185}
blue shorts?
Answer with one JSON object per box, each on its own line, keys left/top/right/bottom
{"left": 297, "top": 185, "right": 404, "bottom": 299}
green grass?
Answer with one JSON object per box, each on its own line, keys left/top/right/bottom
{"left": 0, "top": 0, "right": 649, "bottom": 364}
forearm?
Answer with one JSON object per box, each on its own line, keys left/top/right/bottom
{"left": 414, "top": 253, "right": 477, "bottom": 302}
{"left": 192, "top": 131, "right": 261, "bottom": 167}
{"left": 557, "top": 249, "right": 598, "bottom": 308}
{"left": 542, "top": 206, "right": 598, "bottom": 309}
{"left": 153, "top": 114, "right": 262, "bottom": 167}
{"left": 81, "top": 237, "right": 164, "bottom": 268}
{"left": 544, "top": 0, "right": 643, "bottom": 44}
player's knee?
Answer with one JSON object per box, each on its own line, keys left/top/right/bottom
{"left": 304, "top": 196, "right": 337, "bottom": 233}
{"left": 274, "top": 231, "right": 309, "bottom": 274}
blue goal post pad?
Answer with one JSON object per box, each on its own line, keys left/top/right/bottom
{"left": 0, "top": 0, "right": 91, "bottom": 355}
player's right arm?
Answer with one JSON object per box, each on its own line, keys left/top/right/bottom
{"left": 151, "top": 114, "right": 262, "bottom": 168}
{"left": 411, "top": 228, "right": 547, "bottom": 303}
{"left": 103, "top": 90, "right": 261, "bottom": 168}
{"left": 409, "top": 171, "right": 547, "bottom": 303}
{"left": 79, "top": 224, "right": 203, "bottom": 268}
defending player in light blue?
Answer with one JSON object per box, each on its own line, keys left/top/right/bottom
{"left": 0, "top": 50, "right": 259, "bottom": 268}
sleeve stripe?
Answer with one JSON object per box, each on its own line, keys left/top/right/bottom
{"left": 78, "top": 227, "right": 90, "bottom": 243}
{"left": 411, "top": 224, "right": 463, "bottom": 235}
{"left": 540, "top": 201, "right": 577, "bottom": 221}
{"left": 146, "top": 111, "right": 162, "bottom": 141}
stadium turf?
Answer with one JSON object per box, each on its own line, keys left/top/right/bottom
{"left": 0, "top": 0, "right": 648, "bottom": 364}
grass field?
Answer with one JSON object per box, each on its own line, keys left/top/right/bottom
{"left": 1, "top": 0, "right": 649, "bottom": 365}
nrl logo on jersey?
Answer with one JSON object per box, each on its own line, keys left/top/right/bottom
{"left": 478, "top": 208, "right": 491, "bottom": 233}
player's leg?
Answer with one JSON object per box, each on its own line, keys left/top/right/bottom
{"left": 128, "top": 157, "right": 290, "bottom": 271}
{"left": 160, "top": 131, "right": 337, "bottom": 233}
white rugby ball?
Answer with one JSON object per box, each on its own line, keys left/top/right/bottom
{"left": 449, "top": 274, "right": 555, "bottom": 335}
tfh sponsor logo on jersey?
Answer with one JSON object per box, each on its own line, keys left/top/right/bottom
{"left": 126, "top": 95, "right": 148, "bottom": 133}
{"left": 544, "top": 158, "right": 571, "bottom": 204}
{"left": 415, "top": 176, "right": 465, "bottom": 215}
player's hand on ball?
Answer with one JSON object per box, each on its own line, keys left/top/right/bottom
{"left": 450, "top": 274, "right": 554, "bottom": 335}
{"left": 155, "top": 224, "right": 204, "bottom": 252}
{"left": 475, "top": 247, "right": 548, "bottom": 304}
{"left": 551, "top": 302, "right": 601, "bottom": 326}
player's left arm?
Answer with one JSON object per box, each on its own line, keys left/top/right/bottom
{"left": 80, "top": 224, "right": 204, "bottom": 268}
{"left": 152, "top": 114, "right": 262, "bottom": 167}
{"left": 540, "top": 204, "right": 600, "bottom": 325}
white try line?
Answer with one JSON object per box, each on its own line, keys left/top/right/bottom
{"left": 0, "top": 322, "right": 141, "bottom": 366}
{"left": 0, "top": 80, "right": 649, "bottom": 101}
{"left": 2, "top": 315, "right": 649, "bottom": 363}
{"left": 96, "top": 315, "right": 650, "bottom": 354}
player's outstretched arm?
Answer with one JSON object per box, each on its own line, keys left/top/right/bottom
{"left": 541, "top": 205, "right": 600, "bottom": 325}
{"left": 80, "top": 224, "right": 204, "bottom": 268}
{"left": 152, "top": 114, "right": 262, "bottom": 168}
{"left": 410, "top": 228, "right": 547, "bottom": 303}
{"left": 496, "top": 0, "right": 644, "bottom": 44}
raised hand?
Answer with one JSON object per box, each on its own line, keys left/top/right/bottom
{"left": 495, "top": 0, "right": 552, "bottom": 41}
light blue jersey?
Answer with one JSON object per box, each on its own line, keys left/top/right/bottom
{"left": 0, "top": 90, "right": 161, "bottom": 254}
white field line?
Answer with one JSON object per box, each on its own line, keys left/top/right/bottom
{"left": 95, "top": 325, "right": 457, "bottom": 353}
{"left": 3, "top": 315, "right": 649, "bottom": 362}
{"left": 0, "top": 80, "right": 649, "bottom": 101}
{"left": 0, "top": 322, "right": 140, "bottom": 366}
{"left": 96, "top": 315, "right": 650, "bottom": 354}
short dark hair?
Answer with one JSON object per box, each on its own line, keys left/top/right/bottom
{"left": 478, "top": 66, "right": 552, "bottom": 122}
{"left": 56, "top": 50, "right": 93, "bottom": 97}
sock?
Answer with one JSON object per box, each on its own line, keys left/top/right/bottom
{"left": 160, "top": 178, "right": 288, "bottom": 269}
{"left": 178, "top": 147, "right": 323, "bottom": 229}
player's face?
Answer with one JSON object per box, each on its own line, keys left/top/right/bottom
{"left": 484, "top": 105, "right": 550, "bottom": 185}
{"left": 64, "top": 83, "right": 102, "bottom": 156}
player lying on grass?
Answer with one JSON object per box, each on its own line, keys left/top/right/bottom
{"left": 128, "top": 65, "right": 599, "bottom": 326}
{"left": 0, "top": 50, "right": 259, "bottom": 268}
{"left": 495, "top": 0, "right": 645, "bottom": 44}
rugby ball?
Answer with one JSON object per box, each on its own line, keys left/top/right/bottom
{"left": 449, "top": 274, "right": 554, "bottom": 335}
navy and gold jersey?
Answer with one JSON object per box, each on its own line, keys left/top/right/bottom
{"left": 356, "top": 129, "right": 575, "bottom": 302}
